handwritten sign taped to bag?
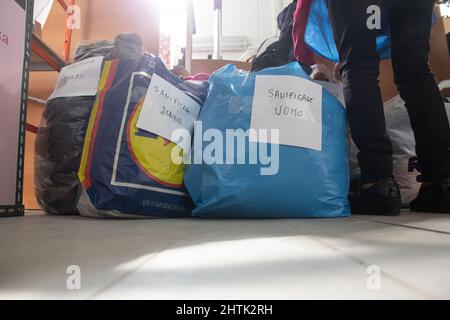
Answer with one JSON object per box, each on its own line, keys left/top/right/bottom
{"left": 48, "top": 56, "right": 104, "bottom": 100}
{"left": 250, "top": 75, "right": 323, "bottom": 151}
{"left": 136, "top": 74, "right": 201, "bottom": 153}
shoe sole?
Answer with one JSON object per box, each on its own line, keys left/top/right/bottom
{"left": 410, "top": 199, "right": 450, "bottom": 214}
{"left": 352, "top": 198, "right": 401, "bottom": 216}
{"left": 410, "top": 207, "right": 450, "bottom": 214}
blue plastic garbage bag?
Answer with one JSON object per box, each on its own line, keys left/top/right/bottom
{"left": 184, "top": 62, "right": 350, "bottom": 218}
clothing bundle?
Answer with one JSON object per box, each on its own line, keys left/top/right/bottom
{"left": 35, "top": 33, "right": 144, "bottom": 215}
{"left": 77, "top": 55, "right": 209, "bottom": 218}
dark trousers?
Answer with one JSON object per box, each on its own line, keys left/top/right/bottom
{"left": 328, "top": 0, "right": 450, "bottom": 183}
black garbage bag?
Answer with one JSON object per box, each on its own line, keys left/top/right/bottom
{"left": 35, "top": 33, "right": 144, "bottom": 215}
{"left": 251, "top": 0, "right": 297, "bottom": 72}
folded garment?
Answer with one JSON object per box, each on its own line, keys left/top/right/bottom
{"left": 185, "top": 73, "right": 210, "bottom": 81}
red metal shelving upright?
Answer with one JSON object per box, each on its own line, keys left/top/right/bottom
{"left": 30, "top": 0, "right": 75, "bottom": 72}
{"left": 27, "top": 0, "right": 76, "bottom": 133}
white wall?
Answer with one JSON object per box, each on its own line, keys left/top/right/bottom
{"left": 192, "top": 0, "right": 289, "bottom": 60}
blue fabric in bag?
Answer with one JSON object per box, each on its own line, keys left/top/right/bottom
{"left": 184, "top": 62, "right": 350, "bottom": 218}
{"left": 305, "top": 0, "right": 392, "bottom": 62}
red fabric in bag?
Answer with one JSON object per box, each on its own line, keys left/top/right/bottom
{"left": 292, "top": 0, "right": 315, "bottom": 66}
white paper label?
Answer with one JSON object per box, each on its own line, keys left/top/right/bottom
{"left": 49, "top": 56, "right": 104, "bottom": 100}
{"left": 250, "top": 75, "right": 323, "bottom": 151}
{"left": 136, "top": 74, "right": 201, "bottom": 153}
{"left": 314, "top": 80, "right": 345, "bottom": 108}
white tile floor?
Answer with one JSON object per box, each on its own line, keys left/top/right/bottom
{"left": 0, "top": 211, "right": 449, "bottom": 300}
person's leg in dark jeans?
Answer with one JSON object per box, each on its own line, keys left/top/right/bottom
{"left": 327, "top": 0, "right": 401, "bottom": 215}
{"left": 388, "top": 0, "right": 450, "bottom": 213}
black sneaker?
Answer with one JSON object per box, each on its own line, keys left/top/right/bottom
{"left": 350, "top": 177, "right": 401, "bottom": 216}
{"left": 410, "top": 179, "right": 450, "bottom": 213}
